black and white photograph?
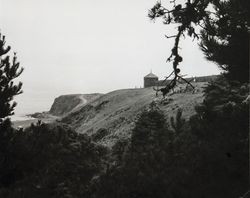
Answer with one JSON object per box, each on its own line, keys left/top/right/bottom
{"left": 0, "top": 0, "right": 249, "bottom": 197}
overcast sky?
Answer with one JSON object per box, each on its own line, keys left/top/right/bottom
{"left": 0, "top": 0, "right": 220, "bottom": 114}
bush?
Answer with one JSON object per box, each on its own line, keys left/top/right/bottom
{"left": 0, "top": 122, "right": 107, "bottom": 198}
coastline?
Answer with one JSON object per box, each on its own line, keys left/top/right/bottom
{"left": 12, "top": 113, "right": 59, "bottom": 129}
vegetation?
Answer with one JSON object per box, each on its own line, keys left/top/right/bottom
{"left": 0, "top": 122, "right": 108, "bottom": 198}
{"left": 0, "top": 34, "right": 23, "bottom": 123}
{"left": 148, "top": 0, "right": 249, "bottom": 95}
{"left": 0, "top": 34, "right": 22, "bottom": 194}
{"left": 90, "top": 104, "right": 174, "bottom": 198}
{"left": 0, "top": 35, "right": 23, "bottom": 180}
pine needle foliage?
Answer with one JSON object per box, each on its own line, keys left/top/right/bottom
{"left": 148, "top": 0, "right": 250, "bottom": 83}
{"left": 0, "top": 33, "right": 23, "bottom": 122}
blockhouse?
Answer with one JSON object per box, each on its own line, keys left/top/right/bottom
{"left": 144, "top": 72, "right": 159, "bottom": 88}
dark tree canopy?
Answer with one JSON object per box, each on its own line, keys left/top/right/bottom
{"left": 0, "top": 34, "right": 23, "bottom": 122}
{"left": 199, "top": 0, "right": 250, "bottom": 82}
{"left": 149, "top": 0, "right": 250, "bottom": 86}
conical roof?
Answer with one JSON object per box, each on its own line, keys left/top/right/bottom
{"left": 144, "top": 72, "right": 158, "bottom": 78}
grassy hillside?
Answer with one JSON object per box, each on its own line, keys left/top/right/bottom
{"left": 61, "top": 82, "right": 206, "bottom": 147}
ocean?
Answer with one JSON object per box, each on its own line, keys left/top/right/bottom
{"left": 11, "top": 114, "right": 36, "bottom": 121}
{"left": 10, "top": 93, "right": 55, "bottom": 121}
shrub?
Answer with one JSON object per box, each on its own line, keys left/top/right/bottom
{"left": 0, "top": 122, "right": 107, "bottom": 198}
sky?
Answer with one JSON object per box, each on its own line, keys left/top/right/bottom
{"left": 0, "top": 0, "right": 221, "bottom": 115}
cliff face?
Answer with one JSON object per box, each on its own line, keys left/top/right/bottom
{"left": 49, "top": 93, "right": 102, "bottom": 116}
{"left": 61, "top": 82, "right": 206, "bottom": 147}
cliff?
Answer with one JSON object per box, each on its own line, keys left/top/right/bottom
{"left": 49, "top": 93, "right": 102, "bottom": 116}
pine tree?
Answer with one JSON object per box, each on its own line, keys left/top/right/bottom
{"left": 0, "top": 33, "right": 23, "bottom": 123}
{"left": 199, "top": 0, "right": 250, "bottom": 82}
{"left": 148, "top": 0, "right": 250, "bottom": 83}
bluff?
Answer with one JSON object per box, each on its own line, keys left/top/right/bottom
{"left": 49, "top": 93, "right": 102, "bottom": 116}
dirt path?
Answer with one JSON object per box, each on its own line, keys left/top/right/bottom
{"left": 70, "top": 95, "right": 87, "bottom": 113}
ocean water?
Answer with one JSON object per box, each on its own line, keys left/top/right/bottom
{"left": 10, "top": 93, "right": 55, "bottom": 121}
{"left": 11, "top": 114, "right": 36, "bottom": 121}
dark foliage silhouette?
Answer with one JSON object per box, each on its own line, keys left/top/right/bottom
{"left": 0, "top": 34, "right": 23, "bottom": 122}
{"left": 148, "top": 0, "right": 250, "bottom": 95}
{"left": 0, "top": 123, "right": 107, "bottom": 198}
